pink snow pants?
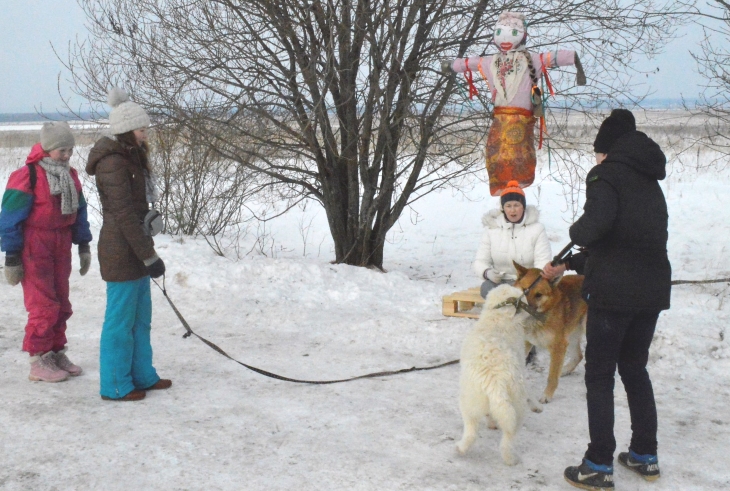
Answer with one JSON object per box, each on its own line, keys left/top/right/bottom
{"left": 20, "top": 226, "right": 73, "bottom": 355}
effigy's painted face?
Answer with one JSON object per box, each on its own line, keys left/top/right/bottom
{"left": 493, "top": 23, "right": 525, "bottom": 52}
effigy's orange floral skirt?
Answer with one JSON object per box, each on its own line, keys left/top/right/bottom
{"left": 486, "top": 106, "right": 536, "bottom": 196}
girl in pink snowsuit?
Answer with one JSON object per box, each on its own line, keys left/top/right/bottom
{"left": 0, "top": 122, "right": 93, "bottom": 382}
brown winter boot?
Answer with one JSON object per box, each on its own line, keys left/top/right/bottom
{"left": 101, "top": 389, "right": 146, "bottom": 401}
{"left": 144, "top": 379, "right": 172, "bottom": 390}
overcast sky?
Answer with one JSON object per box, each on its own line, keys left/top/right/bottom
{"left": 0, "top": 1, "right": 715, "bottom": 114}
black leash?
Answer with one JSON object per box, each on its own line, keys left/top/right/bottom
{"left": 550, "top": 241, "right": 730, "bottom": 286}
{"left": 150, "top": 263, "right": 727, "bottom": 387}
{"left": 551, "top": 241, "right": 575, "bottom": 267}
{"left": 151, "top": 275, "right": 459, "bottom": 385}
{"left": 671, "top": 278, "right": 730, "bottom": 285}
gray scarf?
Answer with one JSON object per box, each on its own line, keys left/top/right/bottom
{"left": 39, "top": 158, "right": 79, "bottom": 215}
{"left": 144, "top": 170, "right": 160, "bottom": 204}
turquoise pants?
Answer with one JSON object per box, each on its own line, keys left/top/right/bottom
{"left": 99, "top": 276, "right": 160, "bottom": 399}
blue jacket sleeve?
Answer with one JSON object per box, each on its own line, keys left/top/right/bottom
{"left": 71, "top": 190, "right": 93, "bottom": 246}
{"left": 0, "top": 168, "right": 34, "bottom": 254}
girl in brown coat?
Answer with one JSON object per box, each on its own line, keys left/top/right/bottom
{"left": 86, "top": 88, "right": 171, "bottom": 401}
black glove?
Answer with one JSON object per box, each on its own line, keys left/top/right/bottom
{"left": 5, "top": 254, "right": 21, "bottom": 267}
{"left": 78, "top": 243, "right": 91, "bottom": 276}
{"left": 146, "top": 257, "right": 166, "bottom": 279}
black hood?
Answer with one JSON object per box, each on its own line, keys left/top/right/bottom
{"left": 605, "top": 131, "right": 666, "bottom": 180}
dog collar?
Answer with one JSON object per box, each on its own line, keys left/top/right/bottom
{"left": 494, "top": 297, "right": 546, "bottom": 323}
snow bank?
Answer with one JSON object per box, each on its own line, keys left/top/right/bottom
{"left": 1, "top": 137, "right": 729, "bottom": 490}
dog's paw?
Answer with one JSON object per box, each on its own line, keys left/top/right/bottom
{"left": 539, "top": 394, "right": 552, "bottom": 404}
{"left": 487, "top": 417, "right": 499, "bottom": 430}
{"left": 527, "top": 397, "right": 542, "bottom": 413}
{"left": 456, "top": 442, "right": 468, "bottom": 455}
{"left": 502, "top": 454, "right": 520, "bottom": 466}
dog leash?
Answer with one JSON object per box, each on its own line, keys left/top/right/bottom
{"left": 671, "top": 278, "right": 730, "bottom": 285}
{"left": 151, "top": 275, "right": 459, "bottom": 385}
{"left": 551, "top": 241, "right": 730, "bottom": 286}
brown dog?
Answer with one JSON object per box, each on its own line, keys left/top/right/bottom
{"left": 513, "top": 261, "right": 587, "bottom": 403}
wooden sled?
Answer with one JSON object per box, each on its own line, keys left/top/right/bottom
{"left": 442, "top": 287, "right": 484, "bottom": 319}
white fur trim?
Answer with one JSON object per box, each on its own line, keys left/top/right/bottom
{"left": 473, "top": 205, "right": 552, "bottom": 279}
{"left": 482, "top": 205, "right": 540, "bottom": 228}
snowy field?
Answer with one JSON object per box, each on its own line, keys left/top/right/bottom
{"left": 1, "top": 120, "right": 729, "bottom": 491}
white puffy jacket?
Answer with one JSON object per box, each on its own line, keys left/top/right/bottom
{"left": 473, "top": 205, "right": 553, "bottom": 281}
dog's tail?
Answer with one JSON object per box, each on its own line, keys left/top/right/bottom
{"left": 486, "top": 380, "right": 525, "bottom": 435}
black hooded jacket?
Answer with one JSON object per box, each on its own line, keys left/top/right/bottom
{"left": 568, "top": 130, "right": 671, "bottom": 312}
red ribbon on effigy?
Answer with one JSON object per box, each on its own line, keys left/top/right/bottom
{"left": 464, "top": 58, "right": 479, "bottom": 100}
{"left": 539, "top": 53, "right": 556, "bottom": 97}
{"left": 538, "top": 116, "right": 548, "bottom": 150}
{"left": 536, "top": 53, "right": 556, "bottom": 150}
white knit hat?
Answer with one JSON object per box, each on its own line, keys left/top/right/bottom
{"left": 40, "top": 121, "right": 75, "bottom": 151}
{"left": 107, "top": 87, "right": 151, "bottom": 135}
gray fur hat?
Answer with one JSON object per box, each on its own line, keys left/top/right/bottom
{"left": 107, "top": 87, "right": 151, "bottom": 135}
{"left": 40, "top": 121, "right": 75, "bottom": 151}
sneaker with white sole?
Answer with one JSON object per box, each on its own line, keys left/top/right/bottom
{"left": 29, "top": 352, "right": 69, "bottom": 383}
{"left": 564, "top": 459, "right": 615, "bottom": 491}
{"left": 618, "top": 449, "right": 660, "bottom": 481}
{"left": 52, "top": 349, "right": 83, "bottom": 376}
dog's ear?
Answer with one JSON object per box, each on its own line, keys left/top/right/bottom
{"left": 513, "top": 261, "right": 528, "bottom": 279}
{"left": 549, "top": 275, "right": 563, "bottom": 288}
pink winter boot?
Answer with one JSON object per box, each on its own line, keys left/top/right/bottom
{"left": 29, "top": 352, "right": 69, "bottom": 383}
{"left": 53, "top": 348, "right": 83, "bottom": 376}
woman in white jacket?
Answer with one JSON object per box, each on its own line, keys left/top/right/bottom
{"left": 474, "top": 181, "right": 553, "bottom": 298}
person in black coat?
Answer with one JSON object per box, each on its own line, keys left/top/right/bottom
{"left": 544, "top": 109, "right": 671, "bottom": 490}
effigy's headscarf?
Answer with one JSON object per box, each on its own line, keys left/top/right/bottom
{"left": 495, "top": 11, "right": 527, "bottom": 33}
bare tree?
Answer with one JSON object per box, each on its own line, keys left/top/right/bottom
{"left": 65, "top": 0, "right": 684, "bottom": 268}
{"left": 680, "top": 1, "right": 730, "bottom": 161}
{"left": 152, "top": 120, "right": 262, "bottom": 237}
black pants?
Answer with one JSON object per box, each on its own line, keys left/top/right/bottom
{"left": 583, "top": 307, "right": 660, "bottom": 466}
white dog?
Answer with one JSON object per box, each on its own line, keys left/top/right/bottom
{"left": 456, "top": 284, "right": 542, "bottom": 465}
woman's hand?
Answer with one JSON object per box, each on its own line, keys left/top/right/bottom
{"left": 485, "top": 269, "right": 504, "bottom": 283}
{"left": 542, "top": 262, "right": 566, "bottom": 280}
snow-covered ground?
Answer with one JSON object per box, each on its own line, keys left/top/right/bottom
{"left": 0, "top": 121, "right": 103, "bottom": 132}
{"left": 1, "top": 132, "right": 729, "bottom": 491}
